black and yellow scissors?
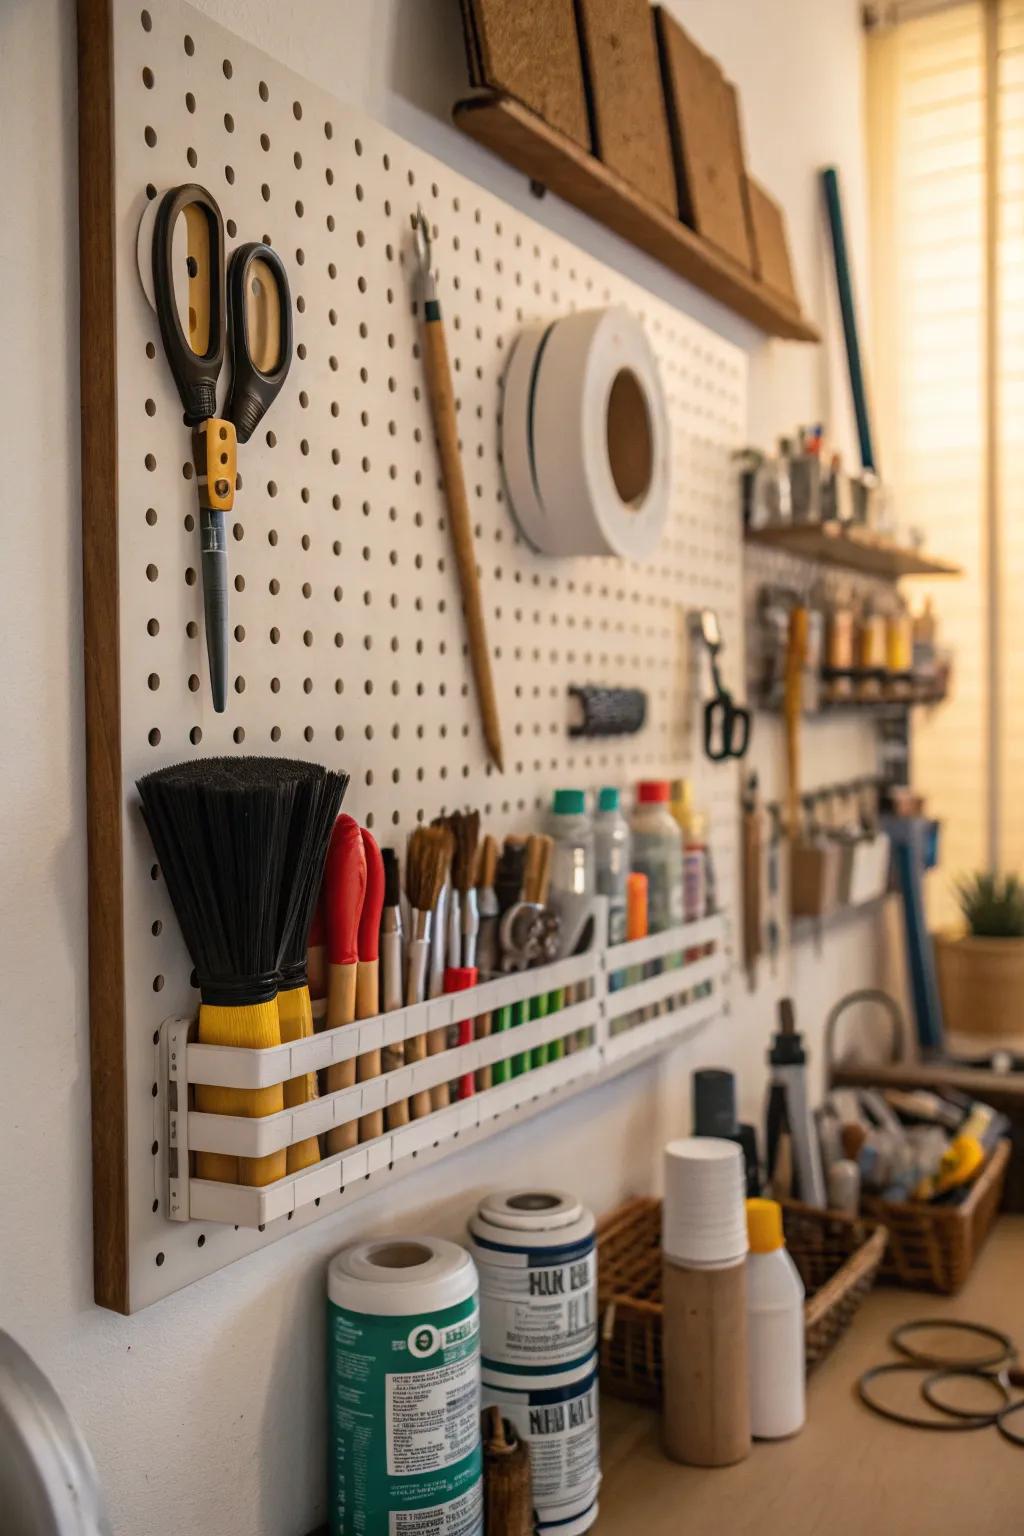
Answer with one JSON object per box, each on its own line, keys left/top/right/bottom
{"left": 152, "top": 184, "right": 292, "bottom": 712}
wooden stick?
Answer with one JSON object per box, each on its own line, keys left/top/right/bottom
{"left": 325, "top": 962, "right": 358, "bottom": 1154}
{"left": 420, "top": 301, "right": 504, "bottom": 772}
{"left": 784, "top": 605, "right": 808, "bottom": 840}
{"left": 482, "top": 1408, "right": 532, "bottom": 1536}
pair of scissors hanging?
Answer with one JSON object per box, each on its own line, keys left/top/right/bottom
{"left": 152, "top": 184, "right": 293, "bottom": 712}
{"left": 692, "top": 608, "right": 752, "bottom": 762}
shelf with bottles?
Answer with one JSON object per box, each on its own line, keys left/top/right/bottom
{"left": 753, "top": 584, "right": 952, "bottom": 719}
{"left": 738, "top": 435, "right": 962, "bottom": 581}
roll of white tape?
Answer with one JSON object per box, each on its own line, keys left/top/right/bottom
{"left": 501, "top": 306, "right": 669, "bottom": 561}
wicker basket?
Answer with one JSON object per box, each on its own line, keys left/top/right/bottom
{"left": 596, "top": 1197, "right": 888, "bottom": 1405}
{"left": 860, "top": 1137, "right": 1010, "bottom": 1293}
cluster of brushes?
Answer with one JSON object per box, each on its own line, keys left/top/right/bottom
{"left": 137, "top": 757, "right": 349, "bottom": 1187}
{"left": 140, "top": 760, "right": 594, "bottom": 1188}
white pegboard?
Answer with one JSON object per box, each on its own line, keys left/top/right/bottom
{"left": 111, "top": 0, "right": 746, "bottom": 1309}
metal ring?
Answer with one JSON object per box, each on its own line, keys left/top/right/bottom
{"left": 921, "top": 1368, "right": 1011, "bottom": 1424}
{"left": 889, "top": 1318, "right": 1014, "bottom": 1371}
{"left": 996, "top": 1399, "right": 1024, "bottom": 1448}
{"left": 858, "top": 1363, "right": 994, "bottom": 1431}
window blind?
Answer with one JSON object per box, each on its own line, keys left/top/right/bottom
{"left": 868, "top": 0, "right": 1023, "bottom": 918}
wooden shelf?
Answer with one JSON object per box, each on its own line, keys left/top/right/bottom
{"left": 453, "top": 93, "right": 820, "bottom": 343}
{"left": 745, "top": 522, "right": 962, "bottom": 579}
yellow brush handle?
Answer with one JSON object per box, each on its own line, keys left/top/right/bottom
{"left": 422, "top": 315, "right": 504, "bottom": 773}
{"left": 356, "top": 959, "right": 384, "bottom": 1142}
{"left": 326, "top": 963, "right": 358, "bottom": 1154}
{"left": 196, "top": 999, "right": 286, "bottom": 1187}
{"left": 277, "top": 984, "right": 321, "bottom": 1174}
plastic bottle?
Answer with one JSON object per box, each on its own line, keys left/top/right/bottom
{"left": 594, "top": 787, "right": 631, "bottom": 944}
{"left": 631, "top": 781, "right": 684, "bottom": 932}
{"left": 548, "top": 789, "right": 595, "bottom": 899}
{"left": 745, "top": 1199, "right": 805, "bottom": 1440}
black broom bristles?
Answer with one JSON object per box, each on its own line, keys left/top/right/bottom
{"left": 276, "top": 768, "right": 350, "bottom": 984}
{"left": 137, "top": 757, "right": 347, "bottom": 1002}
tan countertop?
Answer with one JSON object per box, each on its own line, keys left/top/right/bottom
{"left": 595, "top": 1217, "right": 1024, "bottom": 1536}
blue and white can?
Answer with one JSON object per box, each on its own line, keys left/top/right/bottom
{"left": 468, "top": 1190, "right": 597, "bottom": 1376}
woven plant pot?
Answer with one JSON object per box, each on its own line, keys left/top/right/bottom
{"left": 935, "top": 931, "right": 1024, "bottom": 1039}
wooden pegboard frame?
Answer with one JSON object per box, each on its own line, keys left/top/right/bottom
{"left": 79, "top": 0, "right": 747, "bottom": 1312}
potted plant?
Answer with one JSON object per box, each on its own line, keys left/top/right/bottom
{"left": 935, "top": 873, "right": 1024, "bottom": 1038}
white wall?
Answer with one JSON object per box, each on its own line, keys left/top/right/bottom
{"left": 0, "top": 3, "right": 874, "bottom": 1532}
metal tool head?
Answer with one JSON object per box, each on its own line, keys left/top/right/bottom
{"left": 413, "top": 205, "right": 432, "bottom": 278}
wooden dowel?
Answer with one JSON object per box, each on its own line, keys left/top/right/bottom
{"left": 420, "top": 314, "right": 504, "bottom": 772}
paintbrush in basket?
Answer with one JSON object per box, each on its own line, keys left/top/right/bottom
{"left": 324, "top": 815, "right": 367, "bottom": 1155}
{"left": 379, "top": 848, "right": 409, "bottom": 1130}
{"left": 475, "top": 834, "right": 499, "bottom": 1092}
{"left": 356, "top": 826, "right": 386, "bottom": 1142}
{"left": 446, "top": 812, "right": 481, "bottom": 1106}
{"left": 404, "top": 824, "right": 452, "bottom": 1119}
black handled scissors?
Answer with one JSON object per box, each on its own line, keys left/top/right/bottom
{"left": 152, "top": 184, "right": 292, "bottom": 712}
{"left": 694, "top": 609, "right": 752, "bottom": 762}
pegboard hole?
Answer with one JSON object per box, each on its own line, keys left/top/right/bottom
{"left": 189, "top": 726, "right": 202, "bottom": 746}
{"left": 259, "top": 79, "right": 269, "bottom": 101}
{"left": 147, "top": 618, "right": 159, "bottom": 636}
{"left": 142, "top": 66, "right": 154, "bottom": 88}
{"left": 183, "top": 32, "right": 194, "bottom": 54}
{"left": 148, "top": 728, "right": 161, "bottom": 747}
{"left": 144, "top": 125, "right": 157, "bottom": 147}
{"left": 140, "top": 7, "right": 151, "bottom": 29}
{"left": 222, "top": 58, "right": 233, "bottom": 79}
{"left": 152, "top": 975, "right": 164, "bottom": 993}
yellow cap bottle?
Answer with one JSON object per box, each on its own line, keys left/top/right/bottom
{"left": 746, "top": 1197, "right": 785, "bottom": 1253}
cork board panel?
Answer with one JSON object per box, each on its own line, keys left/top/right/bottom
{"left": 574, "top": 0, "right": 676, "bottom": 214}
{"left": 653, "top": 7, "right": 753, "bottom": 271}
{"left": 747, "top": 178, "right": 799, "bottom": 308}
{"left": 462, "top": 0, "right": 591, "bottom": 150}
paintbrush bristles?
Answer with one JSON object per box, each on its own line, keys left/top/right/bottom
{"left": 449, "top": 810, "right": 480, "bottom": 895}
{"left": 406, "top": 824, "right": 454, "bottom": 913}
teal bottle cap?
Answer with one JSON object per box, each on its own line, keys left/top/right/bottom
{"left": 597, "top": 787, "right": 620, "bottom": 812}
{"left": 552, "top": 788, "right": 586, "bottom": 815}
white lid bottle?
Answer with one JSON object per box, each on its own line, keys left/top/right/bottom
{"left": 745, "top": 1199, "right": 805, "bottom": 1439}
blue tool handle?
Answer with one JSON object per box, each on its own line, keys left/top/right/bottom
{"left": 200, "top": 509, "right": 229, "bottom": 712}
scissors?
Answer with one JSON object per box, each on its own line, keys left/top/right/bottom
{"left": 693, "top": 608, "right": 752, "bottom": 761}
{"left": 152, "top": 184, "right": 293, "bottom": 711}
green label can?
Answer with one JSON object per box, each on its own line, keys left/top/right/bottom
{"left": 327, "top": 1238, "right": 483, "bottom": 1536}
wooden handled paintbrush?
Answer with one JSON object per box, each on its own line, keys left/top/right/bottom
{"left": 404, "top": 824, "right": 452, "bottom": 1120}
{"left": 356, "top": 826, "right": 386, "bottom": 1142}
{"left": 324, "top": 815, "right": 366, "bottom": 1155}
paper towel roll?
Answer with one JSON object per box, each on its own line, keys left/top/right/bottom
{"left": 327, "top": 1238, "right": 482, "bottom": 1535}
{"left": 501, "top": 307, "right": 669, "bottom": 561}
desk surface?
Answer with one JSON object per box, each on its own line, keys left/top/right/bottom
{"left": 596, "top": 1217, "right": 1024, "bottom": 1536}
